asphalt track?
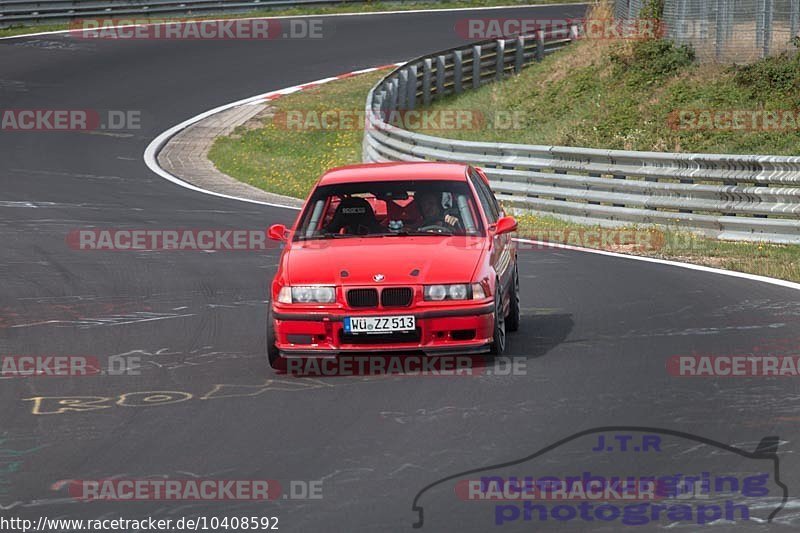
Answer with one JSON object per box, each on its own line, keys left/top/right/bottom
{"left": 2, "top": 4, "right": 800, "bottom": 531}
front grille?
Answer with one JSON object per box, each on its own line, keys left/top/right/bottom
{"left": 347, "top": 288, "right": 378, "bottom": 308}
{"left": 340, "top": 329, "right": 421, "bottom": 344}
{"left": 380, "top": 287, "right": 413, "bottom": 307}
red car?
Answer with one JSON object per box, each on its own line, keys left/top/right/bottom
{"left": 266, "top": 162, "right": 519, "bottom": 369}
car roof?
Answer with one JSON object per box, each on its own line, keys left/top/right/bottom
{"left": 316, "top": 162, "right": 470, "bottom": 186}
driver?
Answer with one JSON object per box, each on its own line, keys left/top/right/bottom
{"left": 415, "top": 191, "right": 460, "bottom": 230}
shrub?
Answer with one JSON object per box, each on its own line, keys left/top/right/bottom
{"left": 611, "top": 39, "right": 695, "bottom": 87}
{"left": 731, "top": 50, "right": 800, "bottom": 99}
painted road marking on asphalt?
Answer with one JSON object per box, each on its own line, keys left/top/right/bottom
{"left": 515, "top": 238, "right": 800, "bottom": 292}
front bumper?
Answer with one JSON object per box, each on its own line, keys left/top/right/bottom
{"left": 272, "top": 302, "right": 494, "bottom": 356}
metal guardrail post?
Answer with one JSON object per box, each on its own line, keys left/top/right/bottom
{"left": 397, "top": 69, "right": 408, "bottom": 110}
{"left": 514, "top": 36, "right": 525, "bottom": 73}
{"left": 422, "top": 58, "right": 432, "bottom": 106}
{"left": 435, "top": 55, "right": 446, "bottom": 97}
{"left": 472, "top": 45, "right": 482, "bottom": 89}
{"left": 407, "top": 64, "right": 417, "bottom": 110}
{"left": 453, "top": 50, "right": 463, "bottom": 94}
{"left": 792, "top": 0, "right": 800, "bottom": 43}
{"left": 495, "top": 39, "right": 505, "bottom": 80}
{"left": 569, "top": 24, "right": 579, "bottom": 41}
{"left": 536, "top": 30, "right": 545, "bottom": 61}
{"left": 388, "top": 78, "right": 399, "bottom": 111}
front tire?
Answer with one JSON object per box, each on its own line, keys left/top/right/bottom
{"left": 506, "top": 264, "right": 520, "bottom": 332}
{"left": 489, "top": 286, "right": 506, "bottom": 356}
{"left": 266, "top": 307, "right": 283, "bottom": 370}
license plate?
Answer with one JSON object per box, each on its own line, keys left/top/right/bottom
{"left": 344, "top": 315, "right": 415, "bottom": 334}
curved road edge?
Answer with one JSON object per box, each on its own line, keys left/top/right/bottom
{"left": 144, "top": 64, "right": 403, "bottom": 211}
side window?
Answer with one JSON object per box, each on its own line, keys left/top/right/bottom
{"left": 484, "top": 177, "right": 503, "bottom": 217}
{"left": 469, "top": 170, "right": 499, "bottom": 223}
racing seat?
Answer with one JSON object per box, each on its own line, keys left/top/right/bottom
{"left": 325, "top": 197, "right": 383, "bottom": 236}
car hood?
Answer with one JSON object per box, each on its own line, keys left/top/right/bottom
{"left": 283, "top": 235, "right": 486, "bottom": 286}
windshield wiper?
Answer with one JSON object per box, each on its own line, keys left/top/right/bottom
{"left": 298, "top": 232, "right": 386, "bottom": 241}
{"left": 385, "top": 229, "right": 455, "bottom": 236}
{"left": 296, "top": 233, "right": 354, "bottom": 241}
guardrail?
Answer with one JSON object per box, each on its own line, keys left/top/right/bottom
{"left": 0, "top": 0, "right": 380, "bottom": 28}
{"left": 363, "top": 29, "right": 800, "bottom": 244}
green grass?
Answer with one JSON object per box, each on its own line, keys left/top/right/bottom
{"left": 0, "top": 0, "right": 583, "bottom": 38}
{"left": 208, "top": 38, "right": 800, "bottom": 283}
{"left": 514, "top": 213, "right": 800, "bottom": 282}
{"left": 209, "top": 70, "right": 387, "bottom": 198}
{"left": 408, "top": 37, "right": 800, "bottom": 155}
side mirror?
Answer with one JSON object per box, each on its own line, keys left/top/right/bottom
{"left": 268, "top": 224, "right": 288, "bottom": 242}
{"left": 492, "top": 216, "right": 517, "bottom": 236}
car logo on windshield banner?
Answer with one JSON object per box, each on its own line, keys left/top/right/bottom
{"left": 373, "top": 274, "right": 385, "bottom": 282}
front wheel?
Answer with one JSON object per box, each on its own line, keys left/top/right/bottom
{"left": 489, "top": 287, "right": 506, "bottom": 356}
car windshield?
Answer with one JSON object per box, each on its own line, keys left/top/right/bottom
{"left": 294, "top": 180, "right": 484, "bottom": 241}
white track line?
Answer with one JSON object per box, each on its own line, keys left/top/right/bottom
{"left": 143, "top": 63, "right": 402, "bottom": 210}
{"left": 142, "top": 64, "right": 800, "bottom": 294}
{"left": 515, "top": 238, "right": 800, "bottom": 292}
{"left": 0, "top": 3, "right": 586, "bottom": 40}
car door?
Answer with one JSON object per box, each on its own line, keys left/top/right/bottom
{"left": 469, "top": 168, "right": 514, "bottom": 299}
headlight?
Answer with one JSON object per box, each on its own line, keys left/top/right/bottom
{"left": 312, "top": 286, "right": 334, "bottom": 302}
{"left": 449, "top": 284, "right": 468, "bottom": 300}
{"left": 277, "top": 286, "right": 336, "bottom": 304}
{"left": 293, "top": 287, "right": 314, "bottom": 303}
{"left": 425, "top": 285, "right": 448, "bottom": 301}
{"left": 424, "top": 284, "right": 472, "bottom": 301}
